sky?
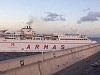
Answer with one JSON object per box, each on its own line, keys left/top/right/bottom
{"left": 0, "top": 0, "right": 100, "bottom": 37}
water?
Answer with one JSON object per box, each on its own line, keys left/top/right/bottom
{"left": 0, "top": 52, "right": 39, "bottom": 61}
{"left": 89, "top": 37, "right": 100, "bottom": 43}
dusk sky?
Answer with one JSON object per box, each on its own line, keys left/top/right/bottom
{"left": 0, "top": 0, "right": 100, "bottom": 37}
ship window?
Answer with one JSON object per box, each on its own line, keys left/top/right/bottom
{"left": 5, "top": 38, "right": 15, "bottom": 39}
{"left": 54, "top": 36, "right": 58, "bottom": 38}
{"left": 35, "top": 38, "right": 40, "bottom": 40}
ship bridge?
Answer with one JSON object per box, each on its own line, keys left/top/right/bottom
{"left": 21, "top": 25, "right": 35, "bottom": 39}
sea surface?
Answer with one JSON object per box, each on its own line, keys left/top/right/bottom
{"left": 89, "top": 37, "right": 100, "bottom": 43}
{"left": 0, "top": 52, "right": 40, "bottom": 61}
{"left": 0, "top": 37, "right": 100, "bottom": 61}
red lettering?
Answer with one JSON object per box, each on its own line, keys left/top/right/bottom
{"left": 26, "top": 45, "right": 30, "bottom": 49}
{"left": 52, "top": 45, "right": 56, "bottom": 49}
{"left": 44, "top": 45, "right": 48, "bottom": 49}
{"left": 61, "top": 45, "right": 65, "bottom": 50}
{"left": 11, "top": 43, "right": 15, "bottom": 46}
{"left": 35, "top": 45, "right": 40, "bottom": 49}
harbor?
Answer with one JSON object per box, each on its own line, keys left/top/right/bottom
{"left": 0, "top": 23, "right": 99, "bottom": 75}
{"left": 0, "top": 19, "right": 99, "bottom": 75}
{"left": 0, "top": 0, "right": 100, "bottom": 75}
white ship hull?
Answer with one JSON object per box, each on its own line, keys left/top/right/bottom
{"left": 0, "top": 40, "right": 96, "bottom": 52}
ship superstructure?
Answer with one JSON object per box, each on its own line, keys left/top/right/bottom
{"left": 0, "top": 25, "right": 97, "bottom": 52}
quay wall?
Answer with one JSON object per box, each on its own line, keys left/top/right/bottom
{"left": 0, "top": 43, "right": 100, "bottom": 75}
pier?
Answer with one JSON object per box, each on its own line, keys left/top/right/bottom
{"left": 0, "top": 43, "right": 100, "bottom": 75}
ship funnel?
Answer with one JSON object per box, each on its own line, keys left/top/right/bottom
{"left": 26, "top": 25, "right": 31, "bottom": 29}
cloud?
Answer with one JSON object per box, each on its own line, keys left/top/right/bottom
{"left": 43, "top": 12, "right": 65, "bottom": 22}
{"left": 26, "top": 17, "right": 34, "bottom": 25}
{"left": 77, "top": 11, "right": 100, "bottom": 24}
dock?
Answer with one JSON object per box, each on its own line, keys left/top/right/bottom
{"left": 0, "top": 43, "right": 100, "bottom": 75}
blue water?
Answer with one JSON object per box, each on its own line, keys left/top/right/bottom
{"left": 0, "top": 52, "right": 39, "bottom": 61}
{"left": 89, "top": 37, "right": 100, "bottom": 43}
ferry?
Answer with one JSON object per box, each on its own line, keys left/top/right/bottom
{"left": 0, "top": 25, "right": 97, "bottom": 52}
